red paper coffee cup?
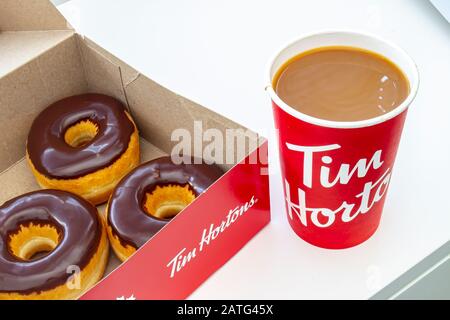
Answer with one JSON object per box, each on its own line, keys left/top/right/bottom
{"left": 267, "top": 31, "right": 419, "bottom": 249}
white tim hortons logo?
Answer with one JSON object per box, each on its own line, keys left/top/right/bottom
{"left": 166, "top": 195, "right": 257, "bottom": 278}
{"left": 285, "top": 143, "right": 391, "bottom": 228}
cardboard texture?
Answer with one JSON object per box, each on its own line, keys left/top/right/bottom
{"left": 0, "top": 36, "right": 87, "bottom": 171}
{"left": 0, "top": 30, "right": 74, "bottom": 78}
{"left": 0, "top": 0, "right": 270, "bottom": 299}
{"left": 0, "top": 0, "right": 71, "bottom": 31}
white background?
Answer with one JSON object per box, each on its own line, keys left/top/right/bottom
{"left": 57, "top": 0, "right": 450, "bottom": 299}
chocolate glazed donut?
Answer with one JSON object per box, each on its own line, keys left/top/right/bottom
{"left": 0, "top": 190, "right": 109, "bottom": 300}
{"left": 26, "top": 93, "right": 140, "bottom": 205}
{"left": 106, "top": 156, "right": 224, "bottom": 261}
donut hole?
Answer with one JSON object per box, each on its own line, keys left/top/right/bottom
{"left": 64, "top": 119, "right": 99, "bottom": 148}
{"left": 8, "top": 223, "right": 61, "bottom": 261}
{"left": 143, "top": 184, "right": 196, "bottom": 219}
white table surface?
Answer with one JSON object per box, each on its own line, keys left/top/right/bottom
{"left": 57, "top": 0, "right": 450, "bottom": 299}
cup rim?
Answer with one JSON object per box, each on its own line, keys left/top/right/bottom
{"left": 266, "top": 30, "right": 420, "bottom": 129}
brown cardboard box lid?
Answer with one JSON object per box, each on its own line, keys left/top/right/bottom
{"left": 0, "top": 0, "right": 72, "bottom": 31}
{"left": 0, "top": 0, "right": 74, "bottom": 78}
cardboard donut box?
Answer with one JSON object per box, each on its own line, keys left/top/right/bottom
{"left": 0, "top": 0, "right": 270, "bottom": 299}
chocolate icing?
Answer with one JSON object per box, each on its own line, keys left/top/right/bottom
{"left": 107, "top": 156, "right": 224, "bottom": 248}
{"left": 27, "top": 93, "right": 135, "bottom": 179}
{"left": 0, "top": 190, "right": 101, "bottom": 294}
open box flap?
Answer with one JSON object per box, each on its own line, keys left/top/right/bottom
{"left": 0, "top": 30, "right": 74, "bottom": 78}
{"left": 0, "top": 35, "right": 86, "bottom": 172}
{"left": 0, "top": 0, "right": 72, "bottom": 31}
{"left": 0, "top": 0, "right": 74, "bottom": 78}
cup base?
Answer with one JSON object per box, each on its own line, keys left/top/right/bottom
{"left": 288, "top": 217, "right": 382, "bottom": 250}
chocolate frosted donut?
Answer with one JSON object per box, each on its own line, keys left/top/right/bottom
{"left": 0, "top": 190, "right": 109, "bottom": 300}
{"left": 106, "top": 156, "right": 224, "bottom": 261}
{"left": 27, "top": 94, "right": 134, "bottom": 178}
{"left": 26, "top": 93, "right": 140, "bottom": 205}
